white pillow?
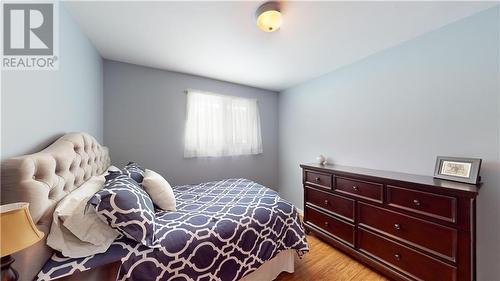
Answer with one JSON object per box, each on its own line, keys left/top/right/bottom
{"left": 142, "top": 169, "right": 176, "bottom": 211}
{"left": 46, "top": 166, "right": 120, "bottom": 258}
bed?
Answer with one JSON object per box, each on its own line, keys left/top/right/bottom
{"left": 1, "top": 133, "right": 308, "bottom": 281}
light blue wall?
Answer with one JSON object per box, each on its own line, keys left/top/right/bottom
{"left": 1, "top": 5, "right": 103, "bottom": 159}
{"left": 279, "top": 6, "right": 499, "bottom": 280}
{"left": 103, "top": 61, "right": 279, "bottom": 189}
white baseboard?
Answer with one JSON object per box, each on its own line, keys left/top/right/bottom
{"left": 296, "top": 207, "right": 304, "bottom": 217}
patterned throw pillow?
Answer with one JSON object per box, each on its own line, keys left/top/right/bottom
{"left": 88, "top": 173, "right": 159, "bottom": 248}
{"left": 122, "top": 162, "right": 146, "bottom": 183}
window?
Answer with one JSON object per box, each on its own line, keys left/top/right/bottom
{"left": 184, "top": 90, "right": 263, "bottom": 157}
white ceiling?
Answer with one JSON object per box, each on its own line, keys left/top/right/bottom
{"left": 64, "top": 1, "right": 496, "bottom": 91}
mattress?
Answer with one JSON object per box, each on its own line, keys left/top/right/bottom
{"left": 37, "top": 178, "right": 309, "bottom": 281}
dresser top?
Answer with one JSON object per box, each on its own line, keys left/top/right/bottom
{"left": 300, "top": 163, "right": 479, "bottom": 194}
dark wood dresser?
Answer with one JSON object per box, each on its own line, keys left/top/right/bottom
{"left": 301, "top": 163, "right": 479, "bottom": 281}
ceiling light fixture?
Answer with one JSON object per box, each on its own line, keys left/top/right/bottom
{"left": 256, "top": 1, "right": 282, "bottom": 33}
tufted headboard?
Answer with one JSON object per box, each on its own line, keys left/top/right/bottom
{"left": 1, "top": 132, "right": 111, "bottom": 281}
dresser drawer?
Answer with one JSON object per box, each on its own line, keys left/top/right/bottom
{"left": 358, "top": 202, "right": 457, "bottom": 261}
{"left": 387, "top": 186, "right": 457, "bottom": 222}
{"left": 358, "top": 228, "right": 457, "bottom": 281}
{"left": 335, "top": 177, "right": 383, "bottom": 203}
{"left": 306, "top": 206, "right": 354, "bottom": 246}
{"left": 305, "top": 170, "right": 332, "bottom": 189}
{"left": 305, "top": 187, "right": 354, "bottom": 221}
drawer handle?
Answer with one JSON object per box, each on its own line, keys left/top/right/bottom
{"left": 324, "top": 221, "right": 329, "bottom": 227}
{"left": 324, "top": 199, "right": 329, "bottom": 205}
{"left": 394, "top": 254, "right": 401, "bottom": 261}
{"left": 394, "top": 223, "right": 401, "bottom": 230}
{"left": 413, "top": 199, "right": 421, "bottom": 206}
{"left": 352, "top": 185, "right": 359, "bottom": 191}
{"left": 315, "top": 177, "right": 321, "bottom": 182}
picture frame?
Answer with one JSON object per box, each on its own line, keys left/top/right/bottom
{"left": 433, "top": 156, "right": 482, "bottom": 185}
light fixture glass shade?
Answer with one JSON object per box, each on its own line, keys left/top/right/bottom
{"left": 0, "top": 202, "right": 44, "bottom": 257}
{"left": 257, "top": 10, "right": 282, "bottom": 32}
{"left": 256, "top": 2, "right": 282, "bottom": 32}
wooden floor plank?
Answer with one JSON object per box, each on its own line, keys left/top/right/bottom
{"left": 275, "top": 235, "right": 388, "bottom": 281}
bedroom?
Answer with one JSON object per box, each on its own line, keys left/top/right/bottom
{"left": 1, "top": 1, "right": 499, "bottom": 281}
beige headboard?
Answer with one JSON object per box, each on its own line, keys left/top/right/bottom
{"left": 1, "top": 132, "right": 111, "bottom": 281}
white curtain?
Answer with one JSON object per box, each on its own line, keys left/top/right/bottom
{"left": 184, "top": 90, "right": 263, "bottom": 157}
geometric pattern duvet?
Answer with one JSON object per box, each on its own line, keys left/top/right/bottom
{"left": 37, "top": 178, "right": 309, "bottom": 281}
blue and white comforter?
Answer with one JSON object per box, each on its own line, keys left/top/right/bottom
{"left": 37, "top": 178, "right": 309, "bottom": 281}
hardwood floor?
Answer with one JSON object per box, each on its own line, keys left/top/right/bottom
{"left": 275, "top": 234, "right": 388, "bottom": 281}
